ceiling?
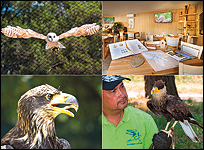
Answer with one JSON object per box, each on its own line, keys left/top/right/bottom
{"left": 102, "top": 1, "right": 201, "bottom": 16}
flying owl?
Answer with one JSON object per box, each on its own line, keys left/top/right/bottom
{"left": 1, "top": 23, "right": 101, "bottom": 50}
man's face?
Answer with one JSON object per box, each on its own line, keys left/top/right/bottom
{"left": 102, "top": 82, "right": 128, "bottom": 111}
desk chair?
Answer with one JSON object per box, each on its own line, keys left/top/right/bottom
{"left": 119, "top": 31, "right": 125, "bottom": 41}
{"left": 114, "top": 34, "right": 119, "bottom": 43}
{"left": 103, "top": 36, "right": 114, "bottom": 59}
{"left": 146, "top": 34, "right": 153, "bottom": 42}
{"left": 179, "top": 62, "right": 203, "bottom": 75}
{"left": 135, "top": 32, "right": 140, "bottom": 40}
{"left": 187, "top": 36, "right": 193, "bottom": 43}
{"left": 187, "top": 35, "right": 198, "bottom": 44}
{"left": 140, "top": 32, "right": 147, "bottom": 41}
{"left": 181, "top": 41, "right": 203, "bottom": 59}
{"left": 178, "top": 34, "right": 185, "bottom": 41}
{"left": 166, "top": 37, "right": 179, "bottom": 49}
{"left": 127, "top": 32, "right": 134, "bottom": 40}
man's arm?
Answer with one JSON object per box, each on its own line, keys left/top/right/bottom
{"left": 143, "top": 115, "right": 172, "bottom": 149}
{"left": 143, "top": 115, "right": 159, "bottom": 149}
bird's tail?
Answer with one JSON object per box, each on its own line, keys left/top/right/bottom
{"left": 179, "top": 120, "right": 201, "bottom": 142}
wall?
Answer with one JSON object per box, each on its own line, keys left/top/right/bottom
{"left": 196, "top": 1, "right": 203, "bottom": 46}
{"left": 103, "top": 5, "right": 197, "bottom": 36}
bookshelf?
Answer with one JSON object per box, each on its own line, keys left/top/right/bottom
{"left": 178, "top": 13, "right": 198, "bottom": 42}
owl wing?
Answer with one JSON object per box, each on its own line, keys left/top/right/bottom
{"left": 58, "top": 23, "right": 101, "bottom": 40}
{"left": 1, "top": 26, "right": 47, "bottom": 40}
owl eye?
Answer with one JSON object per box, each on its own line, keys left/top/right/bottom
{"left": 46, "top": 94, "right": 53, "bottom": 100}
{"left": 49, "top": 36, "right": 51, "bottom": 38}
{"left": 53, "top": 36, "right": 55, "bottom": 38}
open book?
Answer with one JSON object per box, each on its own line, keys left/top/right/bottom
{"left": 109, "top": 39, "right": 148, "bottom": 60}
{"left": 166, "top": 50, "right": 197, "bottom": 61}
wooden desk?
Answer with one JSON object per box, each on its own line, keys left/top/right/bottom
{"left": 106, "top": 47, "right": 203, "bottom": 75}
{"left": 153, "top": 35, "right": 165, "bottom": 40}
{"left": 153, "top": 35, "right": 182, "bottom": 40}
{"left": 102, "top": 36, "right": 114, "bottom": 60}
{"left": 181, "top": 58, "right": 203, "bottom": 66}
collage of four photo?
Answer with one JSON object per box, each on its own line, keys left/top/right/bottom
{"left": 1, "top": 1, "right": 203, "bottom": 149}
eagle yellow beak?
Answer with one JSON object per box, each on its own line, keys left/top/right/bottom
{"left": 49, "top": 93, "right": 79, "bottom": 118}
{"left": 151, "top": 87, "right": 160, "bottom": 95}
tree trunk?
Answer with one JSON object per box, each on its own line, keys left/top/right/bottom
{"left": 144, "top": 75, "right": 179, "bottom": 98}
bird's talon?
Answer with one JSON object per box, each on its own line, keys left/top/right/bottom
{"left": 161, "top": 130, "right": 172, "bottom": 137}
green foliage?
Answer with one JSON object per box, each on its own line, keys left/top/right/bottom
{"left": 111, "top": 21, "right": 123, "bottom": 33}
{"left": 1, "top": 76, "right": 102, "bottom": 149}
{"left": 1, "top": 1, "right": 102, "bottom": 75}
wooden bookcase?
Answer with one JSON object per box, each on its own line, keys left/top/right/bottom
{"left": 178, "top": 13, "right": 198, "bottom": 37}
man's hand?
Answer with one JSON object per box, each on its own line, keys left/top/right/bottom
{"left": 152, "top": 130, "right": 172, "bottom": 149}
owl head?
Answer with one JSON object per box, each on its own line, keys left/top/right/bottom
{"left": 47, "top": 32, "right": 59, "bottom": 42}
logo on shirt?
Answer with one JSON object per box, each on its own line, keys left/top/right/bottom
{"left": 126, "top": 129, "right": 142, "bottom": 145}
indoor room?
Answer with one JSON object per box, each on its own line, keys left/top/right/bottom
{"left": 102, "top": 1, "right": 203, "bottom": 75}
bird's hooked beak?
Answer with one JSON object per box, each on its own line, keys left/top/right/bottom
{"left": 49, "top": 93, "right": 79, "bottom": 118}
{"left": 151, "top": 87, "right": 160, "bottom": 95}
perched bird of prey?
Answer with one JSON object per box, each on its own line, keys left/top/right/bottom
{"left": 1, "top": 84, "right": 79, "bottom": 149}
{"left": 147, "top": 80, "right": 203, "bottom": 142}
{"left": 1, "top": 23, "right": 101, "bottom": 50}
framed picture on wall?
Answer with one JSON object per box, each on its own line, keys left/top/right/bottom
{"left": 104, "top": 17, "right": 114, "bottom": 24}
{"left": 128, "top": 18, "right": 134, "bottom": 28}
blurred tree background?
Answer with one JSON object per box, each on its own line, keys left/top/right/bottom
{"left": 1, "top": 75, "right": 102, "bottom": 149}
{"left": 1, "top": 1, "right": 102, "bottom": 75}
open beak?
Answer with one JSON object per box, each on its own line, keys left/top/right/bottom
{"left": 49, "top": 93, "right": 79, "bottom": 117}
{"left": 151, "top": 87, "right": 159, "bottom": 95}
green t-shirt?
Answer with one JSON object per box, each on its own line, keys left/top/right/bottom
{"left": 102, "top": 106, "right": 158, "bottom": 149}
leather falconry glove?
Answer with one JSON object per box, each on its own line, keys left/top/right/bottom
{"left": 152, "top": 130, "right": 172, "bottom": 149}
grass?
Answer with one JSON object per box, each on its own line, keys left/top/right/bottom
{"left": 175, "top": 75, "right": 203, "bottom": 93}
{"left": 124, "top": 75, "right": 203, "bottom": 149}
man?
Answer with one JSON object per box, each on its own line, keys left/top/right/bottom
{"left": 102, "top": 75, "right": 172, "bottom": 149}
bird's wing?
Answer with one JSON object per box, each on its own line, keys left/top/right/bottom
{"left": 59, "top": 23, "right": 101, "bottom": 40}
{"left": 1, "top": 26, "right": 47, "bottom": 40}
{"left": 147, "top": 100, "right": 162, "bottom": 117}
{"left": 1, "top": 145, "right": 14, "bottom": 149}
{"left": 165, "top": 95, "right": 203, "bottom": 142}
{"left": 166, "top": 95, "right": 194, "bottom": 122}
{"left": 58, "top": 138, "right": 71, "bottom": 149}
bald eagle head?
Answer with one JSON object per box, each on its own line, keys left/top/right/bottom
{"left": 1, "top": 84, "right": 79, "bottom": 149}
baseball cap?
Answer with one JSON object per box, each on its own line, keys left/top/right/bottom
{"left": 102, "top": 75, "right": 131, "bottom": 90}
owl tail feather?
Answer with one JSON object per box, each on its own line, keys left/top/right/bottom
{"left": 45, "top": 42, "right": 66, "bottom": 49}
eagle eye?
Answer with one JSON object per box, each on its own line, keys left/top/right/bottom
{"left": 46, "top": 94, "right": 53, "bottom": 100}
